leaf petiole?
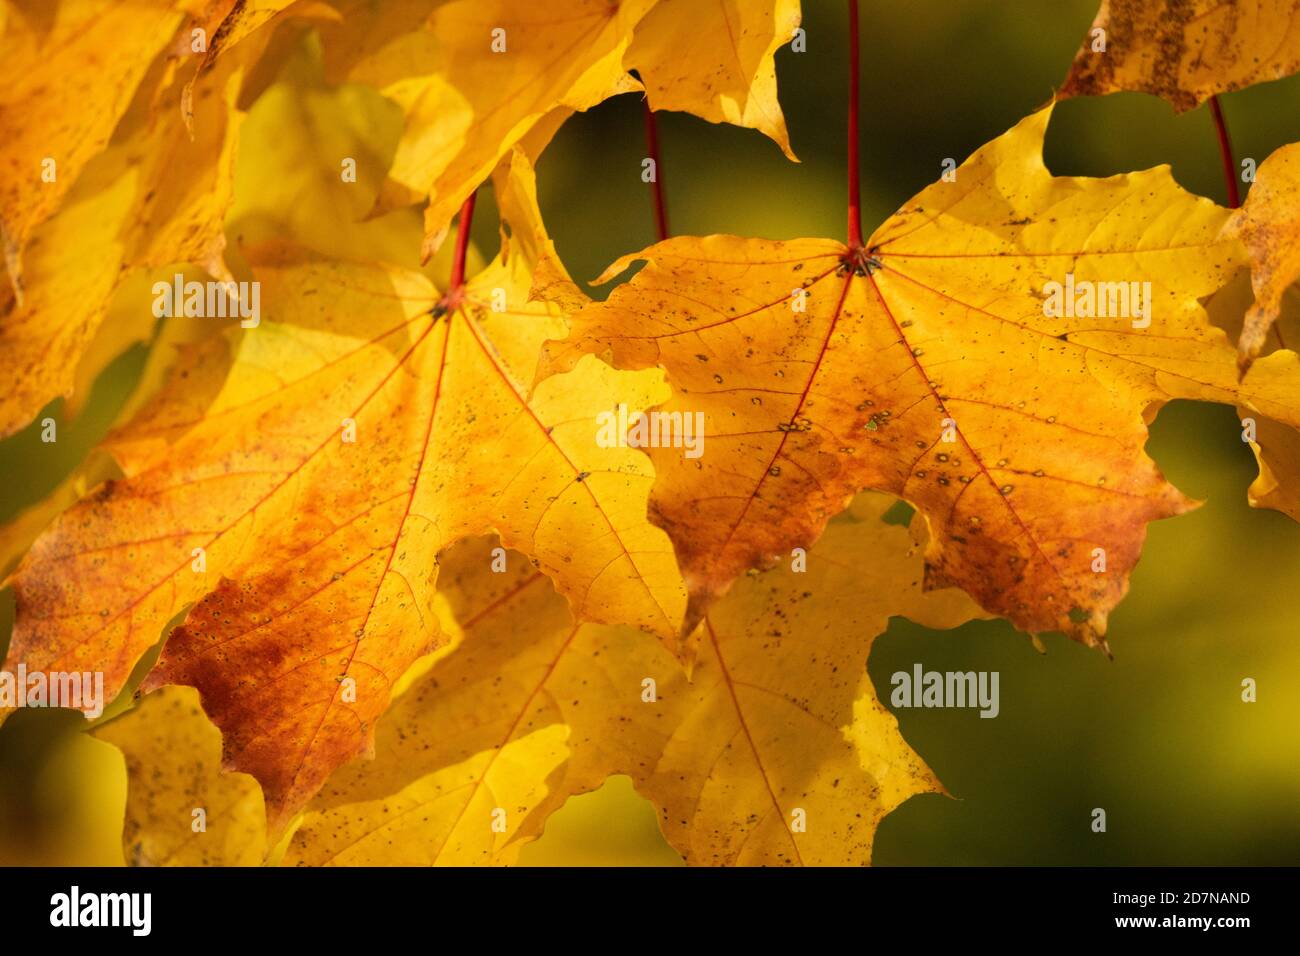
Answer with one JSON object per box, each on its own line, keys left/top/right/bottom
{"left": 846, "top": 0, "right": 863, "bottom": 251}
{"left": 644, "top": 98, "right": 671, "bottom": 242}
{"left": 436, "top": 190, "right": 478, "bottom": 316}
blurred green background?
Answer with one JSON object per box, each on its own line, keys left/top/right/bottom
{"left": 2, "top": 0, "right": 1299, "bottom": 865}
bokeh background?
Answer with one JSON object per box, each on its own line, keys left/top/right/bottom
{"left": 2, "top": 0, "right": 1299, "bottom": 865}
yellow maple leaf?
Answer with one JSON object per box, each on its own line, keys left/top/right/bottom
{"left": 1224, "top": 142, "right": 1300, "bottom": 370}
{"left": 223, "top": 32, "right": 426, "bottom": 270}
{"left": 1246, "top": 417, "right": 1300, "bottom": 519}
{"left": 3, "top": 152, "right": 685, "bottom": 830}
{"left": 318, "top": 0, "right": 653, "bottom": 260}
{"left": 315, "top": 0, "right": 803, "bottom": 258}
{"left": 92, "top": 685, "right": 268, "bottom": 866}
{"left": 282, "top": 492, "right": 981, "bottom": 867}
{"left": 179, "top": 0, "right": 339, "bottom": 126}
{"left": 626, "top": 0, "right": 801, "bottom": 160}
{"left": 539, "top": 105, "right": 1300, "bottom": 649}
{"left": 1061, "top": 0, "right": 1300, "bottom": 112}
{"left": 1205, "top": 246, "right": 1300, "bottom": 522}
{"left": 0, "top": 0, "right": 183, "bottom": 294}
{"left": 0, "top": 9, "right": 268, "bottom": 437}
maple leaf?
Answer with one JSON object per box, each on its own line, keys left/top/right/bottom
{"left": 0, "top": 0, "right": 183, "bottom": 297}
{"left": 222, "top": 27, "right": 458, "bottom": 270}
{"left": 318, "top": 0, "right": 655, "bottom": 260}
{"left": 539, "top": 105, "right": 1300, "bottom": 648}
{"left": 1204, "top": 252, "right": 1300, "bottom": 522}
{"left": 316, "top": 0, "right": 804, "bottom": 259}
{"left": 3, "top": 152, "right": 685, "bottom": 829}
{"left": 0, "top": 7, "right": 274, "bottom": 437}
{"left": 179, "top": 0, "right": 339, "bottom": 126}
{"left": 1224, "top": 142, "right": 1300, "bottom": 371}
{"left": 1247, "top": 417, "right": 1300, "bottom": 520}
{"left": 1061, "top": 0, "right": 1300, "bottom": 112}
{"left": 1, "top": 156, "right": 142, "bottom": 437}
{"left": 185, "top": 0, "right": 307, "bottom": 79}
{"left": 625, "top": 0, "right": 801, "bottom": 160}
{"left": 276, "top": 492, "right": 980, "bottom": 867}
{"left": 3, "top": 32, "right": 426, "bottom": 617}
{"left": 0, "top": 450, "right": 120, "bottom": 582}
{"left": 92, "top": 685, "right": 268, "bottom": 866}
{"left": 96, "top": 495, "right": 978, "bottom": 867}
{"left": 10, "top": 0, "right": 1300, "bottom": 876}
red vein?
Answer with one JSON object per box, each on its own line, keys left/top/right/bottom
{"left": 717, "top": 271, "right": 854, "bottom": 557}
{"left": 863, "top": 270, "right": 1069, "bottom": 596}
{"left": 282, "top": 314, "right": 454, "bottom": 804}
{"left": 41, "top": 314, "right": 441, "bottom": 674}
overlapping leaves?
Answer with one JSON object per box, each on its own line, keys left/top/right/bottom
{"left": 2, "top": 0, "right": 1300, "bottom": 867}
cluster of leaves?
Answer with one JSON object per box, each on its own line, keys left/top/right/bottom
{"left": 2, "top": 0, "right": 1300, "bottom": 866}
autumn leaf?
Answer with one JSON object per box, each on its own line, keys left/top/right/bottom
{"left": 540, "top": 105, "right": 1300, "bottom": 649}
{"left": 1244, "top": 416, "right": 1300, "bottom": 519}
{"left": 0, "top": 0, "right": 183, "bottom": 296}
{"left": 1205, "top": 252, "right": 1300, "bottom": 522}
{"left": 180, "top": 0, "right": 341, "bottom": 128}
{"left": 625, "top": 0, "right": 801, "bottom": 160}
{"left": 0, "top": 0, "right": 337, "bottom": 437}
{"left": 0, "top": 154, "right": 141, "bottom": 437}
{"left": 3, "top": 151, "right": 685, "bottom": 829}
{"left": 281, "top": 492, "right": 980, "bottom": 867}
{"left": 1224, "top": 142, "right": 1300, "bottom": 370}
{"left": 0, "top": 8, "right": 269, "bottom": 437}
{"left": 318, "top": 0, "right": 654, "bottom": 259}
{"left": 186, "top": 0, "right": 309, "bottom": 81}
{"left": 0, "top": 450, "right": 120, "bottom": 581}
{"left": 316, "top": 0, "right": 805, "bottom": 259}
{"left": 8, "top": 0, "right": 1300, "bottom": 876}
{"left": 92, "top": 685, "right": 268, "bottom": 866}
{"left": 222, "top": 29, "right": 446, "bottom": 270}
{"left": 1061, "top": 0, "right": 1300, "bottom": 112}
